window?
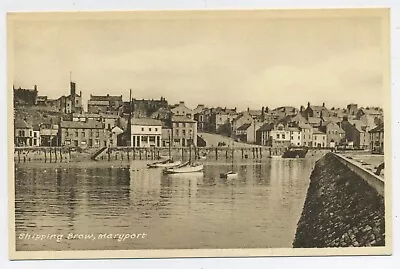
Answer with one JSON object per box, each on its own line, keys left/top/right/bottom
{"left": 298, "top": 136, "right": 300, "bottom": 140}
{"left": 75, "top": 131, "right": 79, "bottom": 137}
{"left": 149, "top": 128, "right": 152, "bottom": 131}
{"left": 109, "top": 139, "right": 113, "bottom": 145}
{"left": 29, "top": 131, "right": 32, "bottom": 136}
{"left": 141, "top": 136, "right": 147, "bottom": 141}
{"left": 176, "top": 130, "right": 179, "bottom": 136}
{"left": 155, "top": 128, "right": 158, "bottom": 131}
{"left": 277, "top": 134, "right": 280, "bottom": 139}
{"left": 141, "top": 127, "right": 144, "bottom": 131}
{"left": 183, "top": 123, "right": 186, "bottom": 128}
{"left": 314, "top": 136, "right": 316, "bottom": 140}
{"left": 33, "top": 132, "right": 37, "bottom": 137}
{"left": 282, "top": 134, "right": 286, "bottom": 139}
{"left": 18, "top": 130, "right": 24, "bottom": 137}
{"left": 291, "top": 136, "right": 293, "bottom": 140}
{"left": 109, "top": 133, "right": 112, "bottom": 138}
{"left": 82, "top": 132, "right": 85, "bottom": 137}
{"left": 96, "top": 131, "right": 99, "bottom": 138}
{"left": 182, "top": 130, "right": 186, "bottom": 136}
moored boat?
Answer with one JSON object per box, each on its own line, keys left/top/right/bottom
{"left": 165, "top": 164, "right": 204, "bottom": 174}
{"left": 282, "top": 147, "right": 308, "bottom": 158}
{"left": 148, "top": 160, "right": 182, "bottom": 168}
{"left": 220, "top": 171, "right": 238, "bottom": 179}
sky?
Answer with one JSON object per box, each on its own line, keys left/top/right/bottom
{"left": 10, "top": 10, "right": 387, "bottom": 111}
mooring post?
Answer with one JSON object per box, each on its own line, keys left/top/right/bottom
{"left": 54, "top": 147, "right": 57, "bottom": 162}
{"left": 252, "top": 148, "right": 255, "bottom": 159}
{"left": 108, "top": 148, "right": 111, "bottom": 161}
{"left": 215, "top": 148, "right": 218, "bottom": 160}
{"left": 260, "top": 147, "right": 262, "bottom": 158}
{"left": 139, "top": 149, "right": 142, "bottom": 160}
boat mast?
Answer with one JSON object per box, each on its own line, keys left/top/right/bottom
{"left": 168, "top": 130, "right": 171, "bottom": 159}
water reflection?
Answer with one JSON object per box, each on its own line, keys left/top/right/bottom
{"left": 15, "top": 158, "right": 316, "bottom": 251}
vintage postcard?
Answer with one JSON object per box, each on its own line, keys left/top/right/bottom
{"left": 7, "top": 8, "right": 391, "bottom": 259}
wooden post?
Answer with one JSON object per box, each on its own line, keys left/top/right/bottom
{"left": 241, "top": 148, "right": 244, "bottom": 159}
{"left": 115, "top": 152, "right": 118, "bottom": 160}
{"left": 225, "top": 149, "right": 228, "bottom": 159}
{"left": 108, "top": 148, "right": 111, "bottom": 161}
{"left": 133, "top": 148, "right": 136, "bottom": 160}
{"left": 23, "top": 155, "right": 26, "bottom": 163}
{"left": 59, "top": 148, "right": 62, "bottom": 162}
{"left": 18, "top": 150, "right": 21, "bottom": 163}
{"left": 127, "top": 149, "right": 130, "bottom": 160}
{"left": 54, "top": 147, "right": 57, "bottom": 162}
{"left": 260, "top": 147, "right": 262, "bottom": 158}
{"left": 139, "top": 149, "right": 142, "bottom": 160}
{"left": 145, "top": 149, "right": 148, "bottom": 160}
{"left": 181, "top": 148, "right": 184, "bottom": 161}
{"left": 215, "top": 148, "right": 218, "bottom": 160}
{"left": 50, "top": 148, "right": 52, "bottom": 162}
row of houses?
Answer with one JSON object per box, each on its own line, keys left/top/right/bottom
{"left": 13, "top": 82, "right": 384, "bottom": 153}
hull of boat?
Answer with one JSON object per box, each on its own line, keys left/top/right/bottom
{"left": 166, "top": 164, "right": 204, "bottom": 174}
{"left": 221, "top": 171, "right": 238, "bottom": 178}
{"left": 148, "top": 160, "right": 182, "bottom": 168}
{"left": 282, "top": 148, "right": 308, "bottom": 158}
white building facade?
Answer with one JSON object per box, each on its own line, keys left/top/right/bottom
{"left": 131, "top": 118, "right": 162, "bottom": 148}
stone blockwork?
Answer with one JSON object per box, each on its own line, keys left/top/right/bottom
{"left": 293, "top": 153, "right": 385, "bottom": 248}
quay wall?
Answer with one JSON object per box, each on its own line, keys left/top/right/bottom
{"left": 13, "top": 146, "right": 292, "bottom": 163}
{"left": 293, "top": 153, "right": 385, "bottom": 248}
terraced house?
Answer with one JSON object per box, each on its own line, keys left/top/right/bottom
{"left": 59, "top": 120, "right": 110, "bottom": 148}
{"left": 171, "top": 115, "right": 197, "bottom": 147}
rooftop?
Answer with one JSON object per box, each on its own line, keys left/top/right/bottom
{"left": 237, "top": 123, "right": 252, "bottom": 131}
{"left": 171, "top": 115, "right": 196, "bottom": 123}
{"left": 131, "top": 117, "right": 163, "bottom": 126}
{"left": 60, "top": 120, "right": 103, "bottom": 129}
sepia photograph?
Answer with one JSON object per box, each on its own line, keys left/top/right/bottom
{"left": 7, "top": 8, "right": 391, "bottom": 259}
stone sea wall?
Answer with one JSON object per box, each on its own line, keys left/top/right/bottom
{"left": 293, "top": 153, "right": 385, "bottom": 248}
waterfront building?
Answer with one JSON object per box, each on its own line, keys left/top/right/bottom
{"left": 320, "top": 121, "right": 345, "bottom": 147}
{"left": 39, "top": 122, "right": 59, "bottom": 146}
{"left": 256, "top": 122, "right": 274, "bottom": 146}
{"left": 298, "top": 122, "right": 313, "bottom": 147}
{"left": 14, "top": 119, "right": 33, "bottom": 147}
{"left": 59, "top": 120, "right": 108, "bottom": 148}
{"left": 340, "top": 118, "right": 370, "bottom": 149}
{"left": 288, "top": 127, "right": 302, "bottom": 147}
{"left": 369, "top": 124, "right": 384, "bottom": 154}
{"left": 32, "top": 125, "right": 41, "bottom": 147}
{"left": 171, "top": 115, "right": 197, "bottom": 147}
{"left": 193, "top": 105, "right": 209, "bottom": 131}
{"left": 312, "top": 128, "right": 327, "bottom": 148}
{"left": 170, "top": 101, "right": 194, "bottom": 119}
{"left": 130, "top": 118, "right": 163, "bottom": 148}
{"left": 270, "top": 123, "right": 291, "bottom": 147}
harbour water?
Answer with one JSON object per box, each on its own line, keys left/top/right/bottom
{"left": 15, "top": 158, "right": 318, "bottom": 251}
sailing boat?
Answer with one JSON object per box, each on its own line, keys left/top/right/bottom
{"left": 165, "top": 130, "right": 203, "bottom": 174}
{"left": 221, "top": 128, "right": 238, "bottom": 179}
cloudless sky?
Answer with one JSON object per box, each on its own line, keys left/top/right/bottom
{"left": 10, "top": 10, "right": 386, "bottom": 111}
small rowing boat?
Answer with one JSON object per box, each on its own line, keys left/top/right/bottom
{"left": 165, "top": 163, "right": 204, "bottom": 174}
